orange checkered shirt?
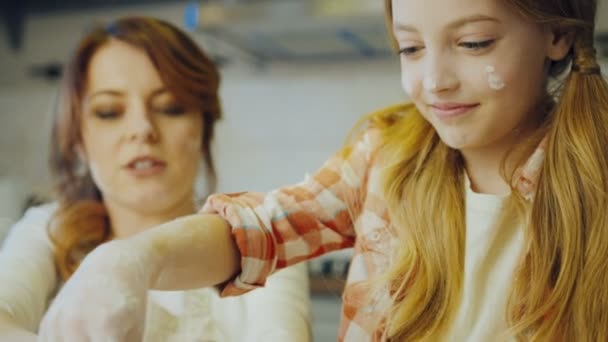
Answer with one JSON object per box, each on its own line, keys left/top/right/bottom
{"left": 202, "top": 104, "right": 545, "bottom": 341}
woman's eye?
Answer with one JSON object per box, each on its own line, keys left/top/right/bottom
{"left": 460, "top": 39, "right": 495, "bottom": 50}
{"left": 398, "top": 46, "right": 423, "bottom": 56}
{"left": 158, "top": 106, "right": 186, "bottom": 116}
{"left": 94, "top": 110, "right": 121, "bottom": 119}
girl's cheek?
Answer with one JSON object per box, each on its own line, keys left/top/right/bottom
{"left": 401, "top": 73, "right": 416, "bottom": 96}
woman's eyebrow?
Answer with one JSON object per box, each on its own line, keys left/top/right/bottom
{"left": 148, "top": 87, "right": 170, "bottom": 100}
{"left": 86, "top": 90, "right": 124, "bottom": 100}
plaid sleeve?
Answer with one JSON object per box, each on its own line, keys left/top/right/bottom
{"left": 201, "top": 129, "right": 381, "bottom": 296}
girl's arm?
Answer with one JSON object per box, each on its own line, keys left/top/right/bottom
{"left": 200, "top": 128, "right": 381, "bottom": 297}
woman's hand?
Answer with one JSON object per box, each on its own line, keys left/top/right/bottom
{"left": 37, "top": 240, "right": 156, "bottom": 342}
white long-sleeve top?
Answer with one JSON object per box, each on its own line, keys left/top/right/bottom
{"left": 0, "top": 204, "right": 311, "bottom": 341}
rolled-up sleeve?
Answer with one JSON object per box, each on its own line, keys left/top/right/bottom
{"left": 202, "top": 129, "right": 380, "bottom": 296}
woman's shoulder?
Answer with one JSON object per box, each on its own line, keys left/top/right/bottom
{"left": 2, "top": 202, "right": 59, "bottom": 247}
{"left": 21, "top": 202, "right": 59, "bottom": 221}
{"left": 17, "top": 202, "right": 59, "bottom": 230}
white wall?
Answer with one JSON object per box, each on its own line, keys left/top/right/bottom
{"left": 0, "top": 83, "right": 58, "bottom": 236}
{"left": 215, "top": 61, "right": 404, "bottom": 193}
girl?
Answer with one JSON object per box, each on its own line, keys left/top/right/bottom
{"left": 36, "top": 0, "right": 608, "bottom": 341}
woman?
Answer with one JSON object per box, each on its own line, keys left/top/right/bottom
{"left": 36, "top": 0, "right": 608, "bottom": 341}
{"left": 0, "top": 17, "right": 310, "bottom": 341}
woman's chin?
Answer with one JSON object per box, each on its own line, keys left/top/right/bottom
{"left": 124, "top": 191, "right": 187, "bottom": 212}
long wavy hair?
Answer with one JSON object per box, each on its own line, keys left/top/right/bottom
{"left": 376, "top": 0, "right": 608, "bottom": 340}
{"left": 48, "top": 16, "right": 222, "bottom": 280}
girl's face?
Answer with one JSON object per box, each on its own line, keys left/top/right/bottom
{"left": 80, "top": 39, "right": 203, "bottom": 214}
{"left": 392, "top": 0, "right": 571, "bottom": 151}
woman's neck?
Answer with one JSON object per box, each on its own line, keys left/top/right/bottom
{"left": 105, "top": 194, "right": 196, "bottom": 239}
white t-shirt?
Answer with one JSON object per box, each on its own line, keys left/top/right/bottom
{"left": 446, "top": 183, "right": 523, "bottom": 341}
{"left": 0, "top": 204, "right": 311, "bottom": 341}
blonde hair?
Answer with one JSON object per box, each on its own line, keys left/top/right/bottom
{"left": 376, "top": 0, "right": 608, "bottom": 340}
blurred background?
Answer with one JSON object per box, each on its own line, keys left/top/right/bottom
{"left": 0, "top": 0, "right": 606, "bottom": 340}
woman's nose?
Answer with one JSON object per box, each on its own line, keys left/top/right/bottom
{"left": 125, "top": 109, "right": 159, "bottom": 143}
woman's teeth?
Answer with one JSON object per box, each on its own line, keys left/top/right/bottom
{"left": 133, "top": 160, "right": 155, "bottom": 170}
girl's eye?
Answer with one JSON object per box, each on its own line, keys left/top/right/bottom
{"left": 460, "top": 39, "right": 495, "bottom": 50}
{"left": 398, "top": 46, "right": 423, "bottom": 56}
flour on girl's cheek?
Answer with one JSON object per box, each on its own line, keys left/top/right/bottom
{"left": 485, "top": 65, "right": 506, "bottom": 90}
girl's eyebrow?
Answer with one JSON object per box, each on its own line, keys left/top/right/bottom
{"left": 393, "top": 14, "right": 501, "bottom": 33}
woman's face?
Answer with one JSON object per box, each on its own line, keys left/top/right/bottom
{"left": 80, "top": 39, "right": 202, "bottom": 213}
{"left": 391, "top": 0, "right": 571, "bottom": 152}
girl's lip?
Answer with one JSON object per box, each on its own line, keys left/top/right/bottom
{"left": 430, "top": 103, "right": 479, "bottom": 119}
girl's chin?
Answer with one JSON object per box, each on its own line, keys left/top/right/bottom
{"left": 436, "top": 132, "right": 474, "bottom": 150}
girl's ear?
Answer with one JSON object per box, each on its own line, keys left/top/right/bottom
{"left": 546, "top": 27, "right": 575, "bottom": 61}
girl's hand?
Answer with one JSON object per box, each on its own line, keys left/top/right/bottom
{"left": 38, "top": 241, "right": 155, "bottom": 342}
